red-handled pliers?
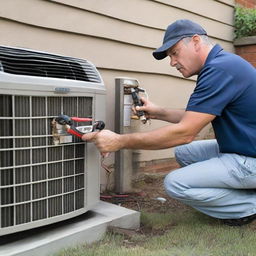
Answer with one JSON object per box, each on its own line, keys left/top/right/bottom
{"left": 55, "top": 114, "right": 105, "bottom": 138}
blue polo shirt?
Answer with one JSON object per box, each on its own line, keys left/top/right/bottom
{"left": 186, "top": 44, "right": 256, "bottom": 156}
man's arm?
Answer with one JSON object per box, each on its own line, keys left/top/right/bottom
{"left": 149, "top": 108, "right": 185, "bottom": 123}
{"left": 82, "top": 111, "right": 215, "bottom": 152}
{"left": 136, "top": 97, "right": 185, "bottom": 123}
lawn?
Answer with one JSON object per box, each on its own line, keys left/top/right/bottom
{"left": 54, "top": 172, "right": 256, "bottom": 256}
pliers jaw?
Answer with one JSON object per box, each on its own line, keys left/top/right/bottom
{"left": 55, "top": 114, "right": 73, "bottom": 126}
{"left": 52, "top": 114, "right": 105, "bottom": 143}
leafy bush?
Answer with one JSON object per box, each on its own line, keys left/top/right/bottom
{"left": 234, "top": 6, "right": 256, "bottom": 38}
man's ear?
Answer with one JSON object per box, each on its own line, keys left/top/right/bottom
{"left": 192, "top": 35, "right": 201, "bottom": 52}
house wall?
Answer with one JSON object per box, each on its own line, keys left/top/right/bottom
{"left": 0, "top": 0, "right": 235, "bottom": 185}
{"left": 235, "top": 40, "right": 256, "bottom": 67}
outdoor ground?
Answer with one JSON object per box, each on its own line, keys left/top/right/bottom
{"left": 106, "top": 169, "right": 188, "bottom": 215}
{"left": 101, "top": 159, "right": 187, "bottom": 218}
{"left": 56, "top": 161, "right": 256, "bottom": 256}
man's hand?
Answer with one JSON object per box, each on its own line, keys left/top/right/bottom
{"left": 134, "top": 97, "right": 162, "bottom": 120}
{"left": 135, "top": 97, "right": 185, "bottom": 123}
{"left": 82, "top": 130, "right": 122, "bottom": 153}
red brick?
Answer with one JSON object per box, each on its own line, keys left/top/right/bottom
{"left": 246, "top": 3, "right": 255, "bottom": 8}
{"left": 235, "top": 0, "right": 256, "bottom": 8}
{"left": 251, "top": 61, "right": 256, "bottom": 67}
{"left": 241, "top": 45, "right": 256, "bottom": 53}
{"left": 240, "top": 52, "right": 256, "bottom": 62}
{"left": 235, "top": 47, "right": 243, "bottom": 55}
{"left": 236, "top": 0, "right": 245, "bottom": 5}
{"left": 138, "top": 159, "right": 180, "bottom": 173}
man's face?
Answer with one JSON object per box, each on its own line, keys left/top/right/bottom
{"left": 166, "top": 37, "right": 201, "bottom": 78}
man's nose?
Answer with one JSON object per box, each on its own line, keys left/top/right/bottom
{"left": 170, "top": 57, "right": 177, "bottom": 67}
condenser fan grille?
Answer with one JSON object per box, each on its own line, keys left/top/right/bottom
{"left": 0, "top": 46, "right": 101, "bottom": 83}
{"left": 0, "top": 95, "right": 92, "bottom": 228}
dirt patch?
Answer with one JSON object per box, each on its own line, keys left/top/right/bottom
{"left": 120, "top": 172, "right": 187, "bottom": 213}
{"left": 101, "top": 162, "right": 189, "bottom": 218}
{"left": 100, "top": 160, "right": 192, "bottom": 238}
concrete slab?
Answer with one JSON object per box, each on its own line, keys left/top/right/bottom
{"left": 0, "top": 201, "right": 140, "bottom": 256}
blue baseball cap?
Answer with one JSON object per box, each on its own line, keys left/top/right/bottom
{"left": 153, "top": 19, "right": 207, "bottom": 60}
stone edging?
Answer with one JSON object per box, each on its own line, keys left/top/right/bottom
{"left": 234, "top": 36, "right": 256, "bottom": 46}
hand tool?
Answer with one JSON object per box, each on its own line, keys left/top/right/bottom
{"left": 54, "top": 114, "right": 105, "bottom": 138}
{"left": 130, "top": 87, "right": 147, "bottom": 124}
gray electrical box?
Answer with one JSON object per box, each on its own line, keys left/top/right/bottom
{"left": 114, "top": 77, "right": 140, "bottom": 193}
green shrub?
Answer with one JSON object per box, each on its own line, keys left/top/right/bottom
{"left": 234, "top": 6, "right": 256, "bottom": 39}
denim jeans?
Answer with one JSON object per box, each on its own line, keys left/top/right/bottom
{"left": 164, "top": 139, "right": 256, "bottom": 219}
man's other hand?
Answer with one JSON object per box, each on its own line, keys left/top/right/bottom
{"left": 82, "top": 130, "right": 122, "bottom": 153}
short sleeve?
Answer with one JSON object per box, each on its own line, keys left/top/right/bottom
{"left": 186, "top": 66, "right": 234, "bottom": 116}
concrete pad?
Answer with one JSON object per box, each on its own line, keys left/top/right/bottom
{"left": 0, "top": 201, "right": 140, "bottom": 256}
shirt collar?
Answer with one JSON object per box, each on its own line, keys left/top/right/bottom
{"left": 204, "top": 44, "right": 223, "bottom": 65}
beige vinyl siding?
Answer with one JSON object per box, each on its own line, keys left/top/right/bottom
{"left": 0, "top": 0, "right": 235, "bottom": 165}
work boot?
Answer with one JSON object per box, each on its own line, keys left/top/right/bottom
{"left": 223, "top": 213, "right": 256, "bottom": 226}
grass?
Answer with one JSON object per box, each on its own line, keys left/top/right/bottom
{"left": 54, "top": 208, "right": 256, "bottom": 256}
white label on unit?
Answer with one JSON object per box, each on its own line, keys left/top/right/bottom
{"left": 59, "top": 135, "right": 73, "bottom": 144}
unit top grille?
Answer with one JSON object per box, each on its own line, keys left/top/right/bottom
{"left": 0, "top": 46, "right": 102, "bottom": 83}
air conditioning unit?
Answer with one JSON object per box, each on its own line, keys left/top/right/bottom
{"left": 0, "top": 46, "right": 105, "bottom": 236}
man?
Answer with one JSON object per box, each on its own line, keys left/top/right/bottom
{"left": 83, "top": 19, "right": 256, "bottom": 226}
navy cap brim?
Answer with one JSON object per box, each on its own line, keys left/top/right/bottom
{"left": 153, "top": 37, "right": 183, "bottom": 60}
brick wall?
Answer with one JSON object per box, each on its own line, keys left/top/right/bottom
{"left": 235, "top": 44, "right": 256, "bottom": 67}
{"left": 235, "top": 0, "right": 256, "bottom": 67}
{"left": 236, "top": 0, "right": 256, "bottom": 8}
